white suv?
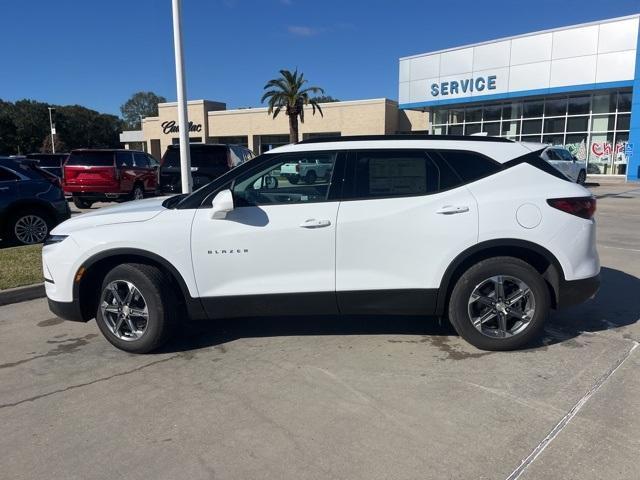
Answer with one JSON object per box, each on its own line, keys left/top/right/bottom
{"left": 43, "top": 136, "right": 600, "bottom": 353}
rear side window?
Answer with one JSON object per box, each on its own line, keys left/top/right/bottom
{"left": 352, "top": 150, "right": 438, "bottom": 198}
{"left": 67, "top": 151, "right": 114, "bottom": 166}
{"left": 437, "top": 150, "right": 501, "bottom": 182}
{"left": 116, "top": 152, "right": 134, "bottom": 167}
{"left": 26, "top": 154, "right": 64, "bottom": 167}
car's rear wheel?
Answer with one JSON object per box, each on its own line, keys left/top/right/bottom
{"left": 577, "top": 170, "right": 586, "bottom": 184}
{"left": 304, "top": 170, "right": 317, "bottom": 184}
{"left": 447, "top": 257, "right": 550, "bottom": 351}
{"left": 5, "top": 208, "right": 51, "bottom": 245}
{"left": 95, "top": 263, "right": 177, "bottom": 353}
{"left": 288, "top": 175, "right": 299, "bottom": 185}
{"left": 72, "top": 196, "right": 93, "bottom": 209}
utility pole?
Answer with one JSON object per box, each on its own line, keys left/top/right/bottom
{"left": 171, "top": 0, "right": 192, "bottom": 193}
{"left": 48, "top": 107, "right": 56, "bottom": 153}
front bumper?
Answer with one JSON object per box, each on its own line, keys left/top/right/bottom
{"left": 47, "top": 297, "right": 87, "bottom": 322}
{"left": 556, "top": 274, "right": 600, "bottom": 309}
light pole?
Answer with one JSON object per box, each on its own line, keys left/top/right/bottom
{"left": 171, "top": 0, "right": 192, "bottom": 194}
{"left": 47, "top": 107, "right": 56, "bottom": 154}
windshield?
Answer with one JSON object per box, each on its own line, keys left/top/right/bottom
{"left": 66, "top": 151, "right": 114, "bottom": 167}
{"left": 162, "top": 146, "right": 228, "bottom": 169}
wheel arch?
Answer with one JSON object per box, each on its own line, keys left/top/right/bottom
{"left": 436, "top": 239, "right": 565, "bottom": 315}
{"left": 73, "top": 248, "right": 206, "bottom": 322}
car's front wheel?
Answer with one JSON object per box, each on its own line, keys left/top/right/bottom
{"left": 5, "top": 208, "right": 51, "bottom": 245}
{"left": 577, "top": 170, "right": 586, "bottom": 184}
{"left": 448, "top": 257, "right": 550, "bottom": 351}
{"left": 95, "top": 263, "right": 177, "bottom": 353}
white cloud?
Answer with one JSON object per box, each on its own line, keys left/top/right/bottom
{"left": 287, "top": 25, "right": 321, "bottom": 37}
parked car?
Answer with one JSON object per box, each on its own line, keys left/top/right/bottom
{"left": 280, "top": 154, "right": 334, "bottom": 184}
{"left": 159, "top": 143, "right": 254, "bottom": 194}
{"left": 44, "top": 135, "right": 599, "bottom": 354}
{"left": 0, "top": 157, "right": 70, "bottom": 245}
{"left": 63, "top": 149, "right": 159, "bottom": 209}
{"left": 25, "top": 153, "right": 69, "bottom": 179}
{"left": 541, "top": 147, "right": 587, "bottom": 184}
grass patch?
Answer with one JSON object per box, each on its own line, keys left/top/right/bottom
{"left": 0, "top": 244, "right": 43, "bottom": 290}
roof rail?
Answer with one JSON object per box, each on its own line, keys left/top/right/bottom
{"left": 297, "top": 134, "right": 513, "bottom": 144}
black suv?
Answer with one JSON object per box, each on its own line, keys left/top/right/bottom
{"left": 159, "top": 143, "right": 254, "bottom": 194}
{"left": 0, "top": 157, "right": 70, "bottom": 245}
{"left": 25, "top": 153, "right": 69, "bottom": 179}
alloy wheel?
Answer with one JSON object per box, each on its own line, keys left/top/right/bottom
{"left": 134, "top": 187, "right": 144, "bottom": 200}
{"left": 467, "top": 275, "right": 536, "bottom": 338}
{"left": 100, "top": 280, "right": 149, "bottom": 341}
{"left": 14, "top": 214, "right": 48, "bottom": 244}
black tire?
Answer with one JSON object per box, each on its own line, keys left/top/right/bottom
{"left": 95, "top": 263, "right": 177, "bottom": 353}
{"left": 287, "top": 175, "right": 299, "bottom": 185}
{"left": 131, "top": 184, "right": 145, "bottom": 201}
{"left": 447, "top": 256, "right": 550, "bottom": 351}
{"left": 4, "top": 208, "right": 52, "bottom": 246}
{"left": 72, "top": 196, "right": 93, "bottom": 209}
{"left": 304, "top": 170, "right": 317, "bottom": 184}
{"left": 577, "top": 170, "right": 586, "bottom": 185}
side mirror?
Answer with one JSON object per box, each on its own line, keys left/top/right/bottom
{"left": 210, "top": 189, "right": 234, "bottom": 219}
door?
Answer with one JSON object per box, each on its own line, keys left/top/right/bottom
{"left": 557, "top": 148, "right": 578, "bottom": 181}
{"left": 336, "top": 149, "right": 479, "bottom": 314}
{"left": 115, "top": 151, "right": 135, "bottom": 193}
{"left": 544, "top": 148, "right": 570, "bottom": 177}
{"left": 190, "top": 151, "right": 344, "bottom": 318}
{"left": 133, "top": 152, "right": 156, "bottom": 190}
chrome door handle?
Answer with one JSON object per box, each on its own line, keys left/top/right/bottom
{"left": 299, "top": 218, "right": 331, "bottom": 228}
{"left": 436, "top": 205, "right": 469, "bottom": 215}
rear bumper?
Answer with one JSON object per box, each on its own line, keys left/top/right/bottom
{"left": 67, "top": 192, "right": 129, "bottom": 201}
{"left": 64, "top": 185, "right": 121, "bottom": 194}
{"left": 556, "top": 274, "right": 600, "bottom": 309}
{"left": 47, "top": 297, "right": 87, "bottom": 323}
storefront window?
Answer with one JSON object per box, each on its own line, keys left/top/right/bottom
{"left": 449, "top": 124, "right": 463, "bottom": 135}
{"left": 502, "top": 103, "right": 521, "bottom": 120}
{"left": 432, "top": 125, "right": 446, "bottom": 135}
{"left": 433, "top": 110, "right": 448, "bottom": 124}
{"left": 617, "top": 92, "right": 632, "bottom": 112}
{"left": 616, "top": 114, "right": 630, "bottom": 131}
{"left": 588, "top": 132, "right": 615, "bottom": 175}
{"left": 565, "top": 134, "right": 588, "bottom": 161}
{"left": 465, "top": 123, "right": 481, "bottom": 135}
{"left": 592, "top": 93, "right": 616, "bottom": 114}
{"left": 522, "top": 119, "right": 542, "bottom": 135}
{"left": 465, "top": 107, "right": 482, "bottom": 123}
{"left": 544, "top": 118, "right": 565, "bottom": 133}
{"left": 566, "top": 116, "right": 589, "bottom": 132}
{"left": 545, "top": 98, "right": 567, "bottom": 117}
{"left": 501, "top": 121, "right": 520, "bottom": 137}
{"left": 523, "top": 101, "right": 543, "bottom": 118}
{"left": 482, "top": 122, "right": 500, "bottom": 136}
{"left": 568, "top": 95, "right": 590, "bottom": 115}
{"left": 590, "top": 115, "right": 615, "bottom": 132}
{"left": 543, "top": 134, "right": 564, "bottom": 145}
{"left": 483, "top": 105, "right": 501, "bottom": 121}
{"left": 614, "top": 132, "right": 629, "bottom": 175}
{"left": 449, "top": 109, "right": 464, "bottom": 123}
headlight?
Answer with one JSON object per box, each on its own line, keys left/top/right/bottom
{"left": 44, "top": 234, "right": 68, "bottom": 246}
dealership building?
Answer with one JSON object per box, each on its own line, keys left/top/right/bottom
{"left": 122, "top": 14, "right": 639, "bottom": 181}
{"left": 399, "top": 14, "right": 640, "bottom": 180}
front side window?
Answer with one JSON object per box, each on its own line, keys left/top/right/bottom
{"left": 231, "top": 152, "right": 337, "bottom": 206}
{"left": 0, "top": 167, "right": 19, "bottom": 182}
{"left": 116, "top": 152, "right": 133, "bottom": 167}
{"left": 134, "top": 152, "right": 149, "bottom": 168}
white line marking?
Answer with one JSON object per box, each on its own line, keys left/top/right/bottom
{"left": 505, "top": 341, "right": 639, "bottom": 480}
{"left": 599, "top": 245, "right": 640, "bottom": 253}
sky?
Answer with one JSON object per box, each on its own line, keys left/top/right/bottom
{"left": 1, "top": 0, "right": 639, "bottom": 116}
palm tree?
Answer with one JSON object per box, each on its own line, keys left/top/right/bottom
{"left": 261, "top": 69, "right": 325, "bottom": 143}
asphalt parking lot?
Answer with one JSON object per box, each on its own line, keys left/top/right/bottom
{"left": 1, "top": 184, "right": 639, "bottom": 480}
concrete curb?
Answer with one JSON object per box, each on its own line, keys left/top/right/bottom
{"left": 0, "top": 283, "right": 46, "bottom": 307}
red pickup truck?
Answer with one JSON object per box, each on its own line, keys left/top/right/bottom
{"left": 63, "top": 149, "right": 159, "bottom": 209}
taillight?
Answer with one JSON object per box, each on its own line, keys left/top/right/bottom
{"left": 547, "top": 197, "right": 596, "bottom": 219}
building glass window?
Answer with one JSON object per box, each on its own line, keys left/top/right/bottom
{"left": 523, "top": 101, "right": 544, "bottom": 118}
{"left": 428, "top": 89, "right": 631, "bottom": 175}
{"left": 522, "top": 119, "right": 542, "bottom": 135}
{"left": 545, "top": 98, "right": 567, "bottom": 117}
{"left": 568, "top": 95, "right": 590, "bottom": 115}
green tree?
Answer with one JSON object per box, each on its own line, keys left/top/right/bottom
{"left": 261, "top": 70, "right": 325, "bottom": 143}
{"left": 120, "top": 91, "right": 166, "bottom": 129}
{"left": 312, "top": 95, "right": 339, "bottom": 103}
{"left": 0, "top": 100, "right": 17, "bottom": 155}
